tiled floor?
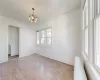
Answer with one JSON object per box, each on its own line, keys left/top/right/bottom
{"left": 0, "top": 54, "right": 73, "bottom": 80}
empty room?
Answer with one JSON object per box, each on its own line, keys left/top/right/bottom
{"left": 0, "top": 0, "right": 100, "bottom": 80}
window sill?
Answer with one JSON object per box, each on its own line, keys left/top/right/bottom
{"left": 81, "top": 52, "right": 100, "bottom": 80}
{"left": 82, "top": 52, "right": 88, "bottom": 60}
{"left": 85, "top": 62, "right": 100, "bottom": 80}
{"left": 94, "top": 64, "right": 100, "bottom": 74}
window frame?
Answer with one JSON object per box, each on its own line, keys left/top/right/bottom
{"left": 82, "top": 0, "right": 100, "bottom": 74}
{"left": 40, "top": 29, "right": 47, "bottom": 46}
{"left": 94, "top": 14, "right": 100, "bottom": 71}
{"left": 46, "top": 28, "right": 52, "bottom": 46}
{"left": 83, "top": 0, "right": 89, "bottom": 56}
{"left": 36, "top": 31, "right": 40, "bottom": 45}
{"left": 93, "top": 0, "right": 100, "bottom": 72}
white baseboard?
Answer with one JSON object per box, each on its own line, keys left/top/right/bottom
{"left": 35, "top": 53, "right": 74, "bottom": 66}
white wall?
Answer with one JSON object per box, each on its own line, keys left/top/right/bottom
{"left": 19, "top": 27, "right": 36, "bottom": 57}
{"left": 0, "top": 17, "right": 8, "bottom": 63}
{"left": 36, "top": 8, "right": 81, "bottom": 65}
{"left": 0, "top": 16, "right": 36, "bottom": 63}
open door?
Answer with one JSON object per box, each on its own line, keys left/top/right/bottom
{"left": 8, "top": 26, "right": 19, "bottom": 58}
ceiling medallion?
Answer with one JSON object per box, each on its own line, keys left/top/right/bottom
{"left": 29, "top": 8, "right": 38, "bottom": 23}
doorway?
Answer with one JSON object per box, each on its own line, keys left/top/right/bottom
{"left": 8, "top": 26, "right": 19, "bottom": 60}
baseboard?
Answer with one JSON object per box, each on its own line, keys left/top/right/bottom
{"left": 35, "top": 53, "right": 74, "bottom": 66}
{"left": 19, "top": 53, "right": 35, "bottom": 58}
{"left": 0, "top": 59, "right": 8, "bottom": 64}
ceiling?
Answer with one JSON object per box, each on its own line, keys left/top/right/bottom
{"left": 0, "top": 0, "right": 81, "bottom": 25}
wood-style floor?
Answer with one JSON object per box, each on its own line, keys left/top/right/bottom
{"left": 0, "top": 54, "right": 73, "bottom": 80}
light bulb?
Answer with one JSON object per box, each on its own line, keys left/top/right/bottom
{"left": 31, "top": 16, "right": 34, "bottom": 19}
{"left": 29, "top": 17, "right": 31, "bottom": 21}
{"left": 34, "top": 18, "right": 38, "bottom": 23}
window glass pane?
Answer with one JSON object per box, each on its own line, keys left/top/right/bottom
{"left": 36, "top": 28, "right": 52, "bottom": 46}
{"left": 97, "top": 0, "right": 100, "bottom": 14}
{"left": 90, "top": 0, "right": 94, "bottom": 20}
{"left": 47, "top": 38, "right": 51, "bottom": 46}
{"left": 47, "top": 28, "right": 51, "bottom": 37}
{"left": 85, "top": 28, "right": 88, "bottom": 54}
{"left": 41, "top": 30, "right": 46, "bottom": 37}
{"left": 84, "top": 0, "right": 88, "bottom": 26}
{"left": 86, "top": 7, "right": 88, "bottom": 26}
{"left": 37, "top": 32, "right": 40, "bottom": 44}
{"left": 95, "top": 16, "right": 100, "bottom": 68}
{"left": 83, "top": 11, "right": 85, "bottom": 29}
{"left": 41, "top": 38, "right": 46, "bottom": 45}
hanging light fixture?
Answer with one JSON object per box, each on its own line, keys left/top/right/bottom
{"left": 29, "top": 8, "right": 38, "bottom": 23}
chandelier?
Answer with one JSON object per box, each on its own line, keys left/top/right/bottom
{"left": 29, "top": 8, "right": 38, "bottom": 23}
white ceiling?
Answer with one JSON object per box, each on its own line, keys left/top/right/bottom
{"left": 0, "top": 0, "right": 81, "bottom": 25}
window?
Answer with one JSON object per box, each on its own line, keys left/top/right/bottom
{"left": 94, "top": 0, "right": 100, "bottom": 69}
{"left": 36, "top": 31, "right": 40, "bottom": 45}
{"left": 95, "top": 16, "right": 100, "bottom": 69}
{"left": 97, "top": 0, "right": 100, "bottom": 14}
{"left": 36, "top": 28, "right": 52, "bottom": 46}
{"left": 47, "top": 28, "right": 52, "bottom": 46}
{"left": 40, "top": 30, "right": 46, "bottom": 45}
{"left": 83, "top": 0, "right": 89, "bottom": 55}
{"left": 90, "top": 0, "right": 94, "bottom": 20}
{"left": 95, "top": 0, "right": 100, "bottom": 14}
